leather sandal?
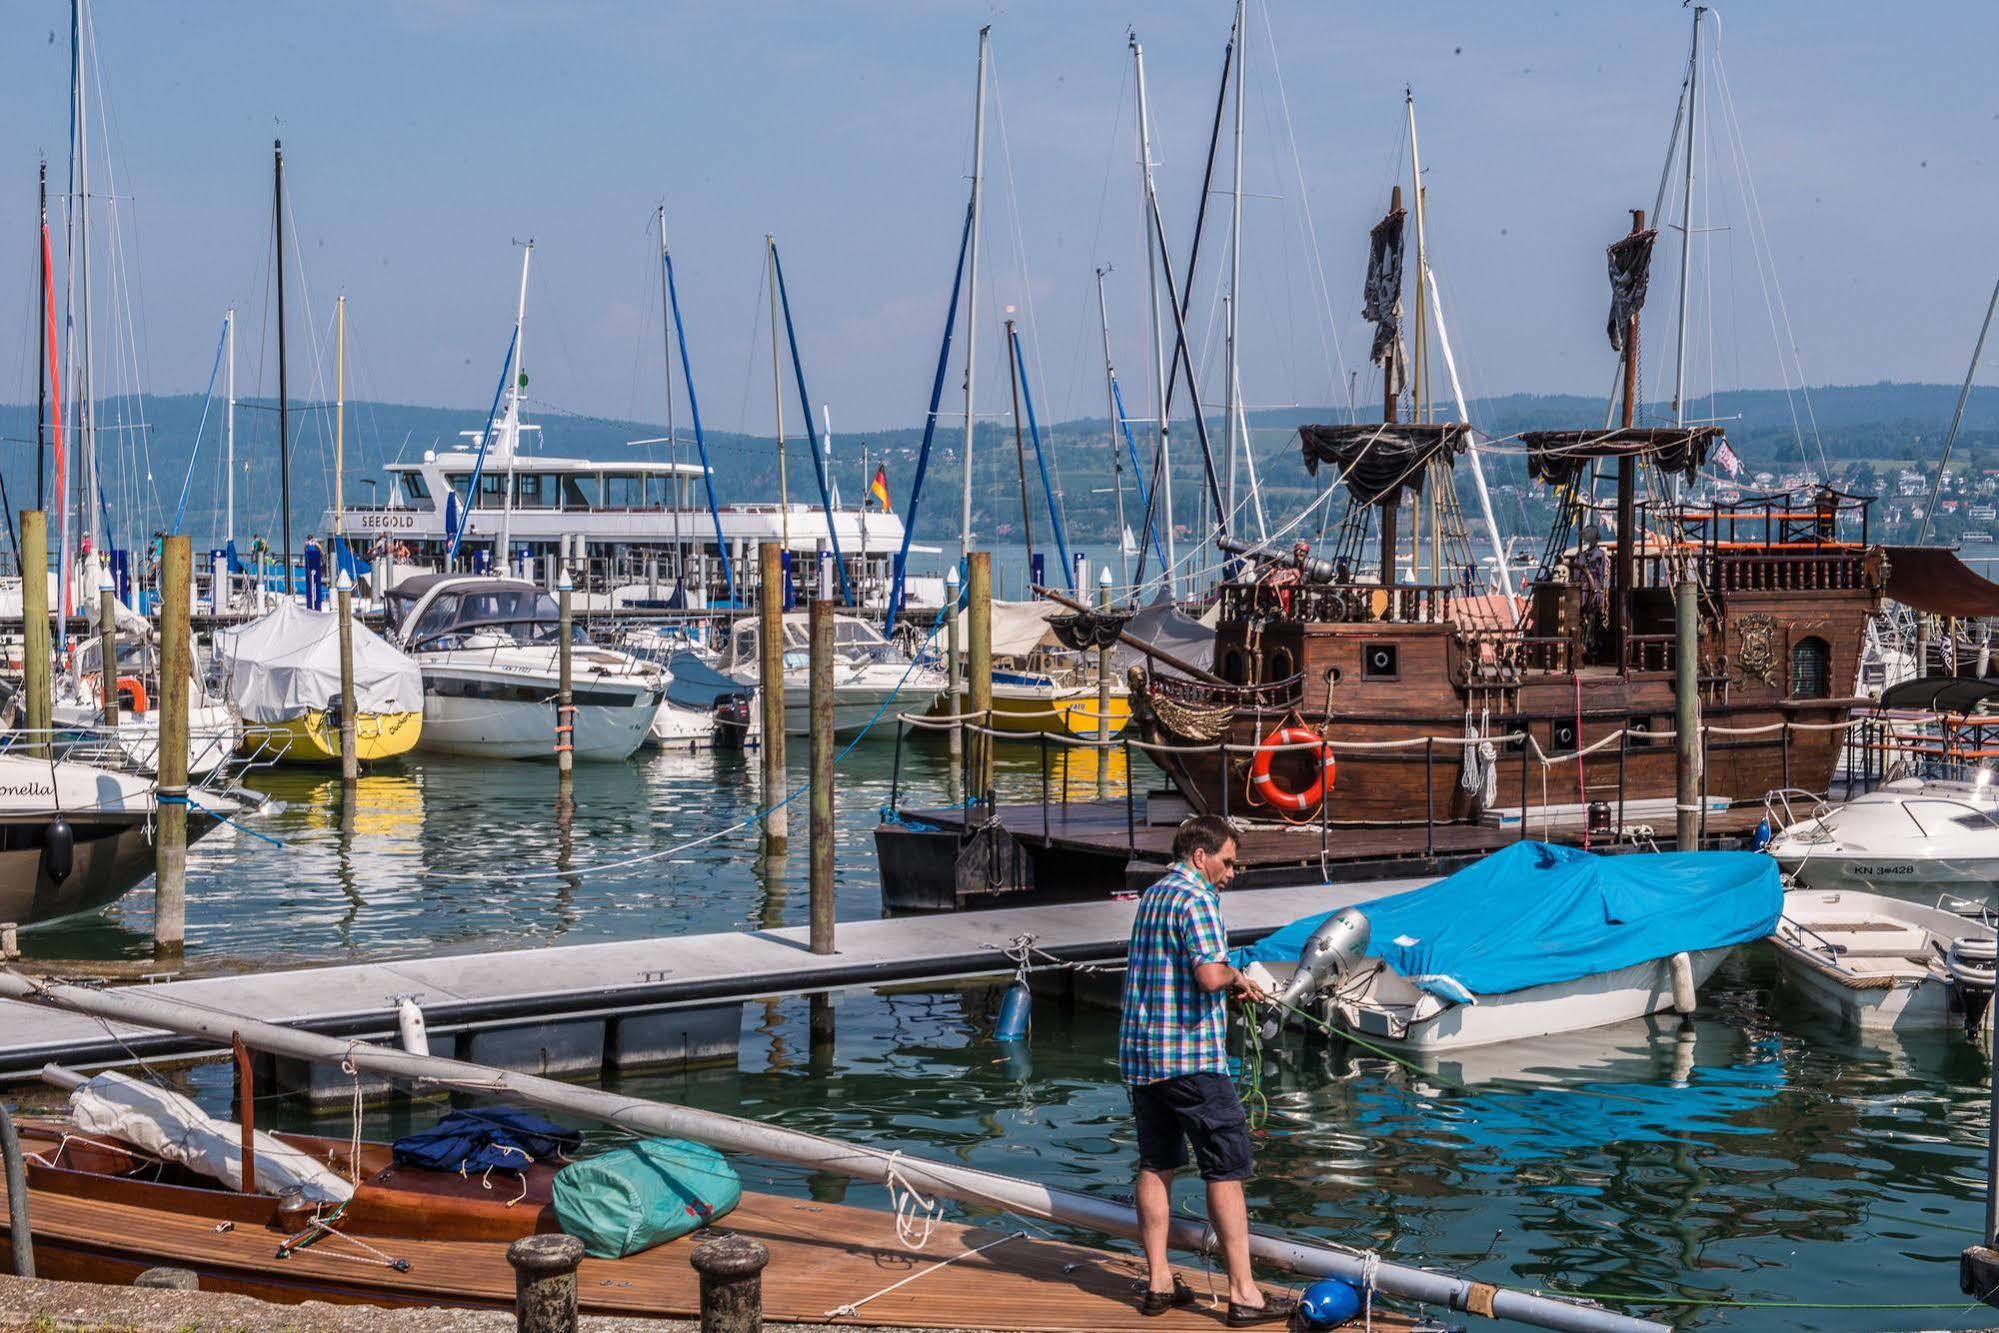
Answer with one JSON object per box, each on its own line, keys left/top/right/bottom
{"left": 1226, "top": 1292, "right": 1299, "bottom": 1326}
{"left": 1137, "top": 1275, "right": 1198, "bottom": 1316}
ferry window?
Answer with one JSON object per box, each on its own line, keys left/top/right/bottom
{"left": 1790, "top": 635, "right": 1831, "bottom": 698}
{"left": 604, "top": 473, "right": 646, "bottom": 508}
{"left": 516, "top": 474, "right": 556, "bottom": 509}
{"left": 1361, "top": 643, "right": 1398, "bottom": 680}
{"left": 647, "top": 475, "right": 677, "bottom": 507}
{"left": 399, "top": 472, "right": 431, "bottom": 502}
{"left": 563, "top": 474, "right": 599, "bottom": 509}
{"left": 477, "top": 474, "right": 506, "bottom": 508}
{"left": 448, "top": 473, "right": 471, "bottom": 506}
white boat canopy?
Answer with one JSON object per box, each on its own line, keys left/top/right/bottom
{"left": 213, "top": 600, "right": 424, "bottom": 723}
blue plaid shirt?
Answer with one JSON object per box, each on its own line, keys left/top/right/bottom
{"left": 1118, "top": 862, "right": 1231, "bottom": 1085}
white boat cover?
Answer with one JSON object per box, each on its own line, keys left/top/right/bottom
{"left": 68, "top": 1070, "right": 355, "bottom": 1203}
{"left": 949, "top": 599, "right": 1058, "bottom": 659}
{"left": 213, "top": 600, "right": 424, "bottom": 723}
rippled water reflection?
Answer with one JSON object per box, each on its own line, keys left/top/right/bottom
{"left": 25, "top": 735, "right": 1121, "bottom": 962}
{"left": 29, "top": 738, "right": 1999, "bottom": 1327}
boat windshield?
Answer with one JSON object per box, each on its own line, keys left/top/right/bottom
{"left": 407, "top": 585, "right": 571, "bottom": 649}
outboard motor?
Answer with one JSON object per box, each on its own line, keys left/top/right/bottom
{"left": 1261, "top": 908, "right": 1371, "bottom": 1040}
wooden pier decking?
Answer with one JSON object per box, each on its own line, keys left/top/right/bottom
{"left": 2, "top": 1147, "right": 1414, "bottom": 1330}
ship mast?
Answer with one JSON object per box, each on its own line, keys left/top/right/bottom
{"left": 959, "top": 26, "right": 989, "bottom": 565}
{"left": 496, "top": 240, "right": 532, "bottom": 570}
{"left": 1095, "top": 266, "right": 1131, "bottom": 592}
{"left": 658, "top": 206, "right": 682, "bottom": 572}
{"left": 1131, "top": 32, "right": 1175, "bottom": 597}
{"left": 1671, "top": 6, "right": 1703, "bottom": 432}
{"left": 766, "top": 235, "right": 789, "bottom": 554}
{"left": 1223, "top": 0, "right": 1246, "bottom": 540}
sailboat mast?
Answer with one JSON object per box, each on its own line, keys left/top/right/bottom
{"left": 1005, "top": 317, "right": 1036, "bottom": 570}
{"left": 76, "top": 0, "right": 96, "bottom": 564}
{"left": 658, "top": 207, "right": 683, "bottom": 567}
{"left": 1223, "top": 0, "right": 1246, "bottom": 539}
{"left": 1132, "top": 32, "right": 1175, "bottom": 598}
{"left": 36, "top": 162, "right": 47, "bottom": 510}
{"left": 1408, "top": 91, "right": 1428, "bottom": 427}
{"left": 960, "top": 25, "right": 990, "bottom": 565}
{"left": 275, "top": 140, "right": 291, "bottom": 590}
{"left": 767, "top": 235, "right": 790, "bottom": 553}
{"left": 224, "top": 308, "right": 235, "bottom": 547}
{"left": 1095, "top": 266, "right": 1131, "bottom": 592}
{"left": 1672, "top": 6, "right": 1703, "bottom": 430}
{"left": 334, "top": 296, "right": 345, "bottom": 555}
{"left": 497, "top": 240, "right": 532, "bottom": 568}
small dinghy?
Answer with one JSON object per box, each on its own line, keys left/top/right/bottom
{"left": 1769, "top": 887, "right": 1998, "bottom": 1031}
{"left": 1239, "top": 842, "right": 1782, "bottom": 1052}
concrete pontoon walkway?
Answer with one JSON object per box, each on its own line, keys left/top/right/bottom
{"left": 0, "top": 876, "right": 1425, "bottom": 1080}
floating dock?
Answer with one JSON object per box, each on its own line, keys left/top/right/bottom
{"left": 0, "top": 876, "right": 1419, "bottom": 1091}
{"left": 876, "top": 791, "right": 1767, "bottom": 910}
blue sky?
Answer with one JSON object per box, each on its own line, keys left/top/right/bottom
{"left": 0, "top": 1, "right": 1992, "bottom": 438}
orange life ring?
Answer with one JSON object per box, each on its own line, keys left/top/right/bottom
{"left": 1249, "top": 725, "right": 1334, "bottom": 814}
{"left": 116, "top": 675, "right": 149, "bottom": 715}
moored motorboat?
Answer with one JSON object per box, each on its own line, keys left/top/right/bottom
{"left": 1239, "top": 842, "right": 1781, "bottom": 1051}
{"left": 386, "top": 575, "right": 662, "bottom": 762}
{"left": 212, "top": 600, "right": 424, "bottom": 765}
{"left": 1764, "top": 776, "right": 1999, "bottom": 912}
{"left": 1769, "top": 887, "right": 1998, "bottom": 1030}
{"left": 719, "top": 610, "right": 940, "bottom": 736}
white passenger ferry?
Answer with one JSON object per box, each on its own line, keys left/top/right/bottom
{"left": 333, "top": 429, "right": 941, "bottom": 613}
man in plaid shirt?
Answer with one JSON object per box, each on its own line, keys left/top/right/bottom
{"left": 1119, "top": 815, "right": 1291, "bottom": 1326}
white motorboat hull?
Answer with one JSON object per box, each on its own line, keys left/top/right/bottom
{"left": 1769, "top": 888, "right": 1996, "bottom": 1031}
{"left": 1766, "top": 777, "right": 1999, "bottom": 913}
{"left": 778, "top": 684, "right": 933, "bottom": 737}
{"left": 415, "top": 670, "right": 658, "bottom": 762}
{"left": 1299, "top": 947, "right": 1732, "bottom": 1052}
{"left": 646, "top": 698, "right": 717, "bottom": 750}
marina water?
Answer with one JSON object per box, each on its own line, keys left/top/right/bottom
{"left": 26, "top": 740, "right": 1997, "bottom": 1329}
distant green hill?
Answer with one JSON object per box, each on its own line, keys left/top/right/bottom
{"left": 0, "top": 380, "right": 1989, "bottom": 555}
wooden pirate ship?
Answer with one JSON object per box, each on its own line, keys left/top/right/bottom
{"left": 1130, "top": 197, "right": 1886, "bottom": 830}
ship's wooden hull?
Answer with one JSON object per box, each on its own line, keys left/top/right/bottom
{"left": 1135, "top": 555, "right": 1881, "bottom": 827}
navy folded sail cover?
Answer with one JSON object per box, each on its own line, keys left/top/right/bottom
{"left": 1235, "top": 841, "right": 1781, "bottom": 1001}
{"left": 392, "top": 1107, "right": 582, "bottom": 1175}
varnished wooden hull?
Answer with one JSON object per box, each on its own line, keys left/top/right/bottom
{"left": 1, "top": 1121, "right": 1365, "bottom": 1331}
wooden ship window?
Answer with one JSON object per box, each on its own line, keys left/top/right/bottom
{"left": 1790, "top": 636, "right": 1831, "bottom": 699}
{"left": 1268, "top": 647, "right": 1296, "bottom": 684}
{"left": 1221, "top": 649, "right": 1248, "bottom": 686}
{"left": 1550, "top": 718, "right": 1580, "bottom": 752}
{"left": 1361, "top": 644, "right": 1399, "bottom": 680}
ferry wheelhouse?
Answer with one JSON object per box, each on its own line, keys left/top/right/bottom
{"left": 334, "top": 432, "right": 938, "bottom": 612}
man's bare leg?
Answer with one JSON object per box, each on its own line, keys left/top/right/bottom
{"left": 1136, "top": 1167, "right": 1175, "bottom": 1292}
{"left": 1206, "top": 1178, "right": 1264, "bottom": 1306}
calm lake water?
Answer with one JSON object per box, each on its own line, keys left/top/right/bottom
{"left": 21, "top": 737, "right": 1999, "bottom": 1329}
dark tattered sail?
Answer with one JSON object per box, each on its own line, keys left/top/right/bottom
{"left": 1606, "top": 228, "right": 1658, "bottom": 352}
{"left": 1363, "top": 207, "right": 1408, "bottom": 391}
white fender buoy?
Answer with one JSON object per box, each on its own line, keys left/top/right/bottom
{"left": 394, "top": 994, "right": 429, "bottom": 1056}
{"left": 1669, "top": 952, "right": 1697, "bottom": 1016}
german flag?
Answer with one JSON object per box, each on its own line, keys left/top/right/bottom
{"left": 870, "top": 465, "right": 892, "bottom": 513}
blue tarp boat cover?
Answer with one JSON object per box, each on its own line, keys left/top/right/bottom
{"left": 1234, "top": 842, "right": 1781, "bottom": 1002}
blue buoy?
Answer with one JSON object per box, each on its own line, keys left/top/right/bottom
{"left": 1298, "top": 1277, "right": 1364, "bottom": 1327}
{"left": 995, "top": 979, "right": 1032, "bottom": 1041}
{"left": 1752, "top": 816, "right": 1773, "bottom": 851}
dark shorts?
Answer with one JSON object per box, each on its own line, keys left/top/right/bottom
{"left": 1130, "top": 1072, "right": 1253, "bottom": 1182}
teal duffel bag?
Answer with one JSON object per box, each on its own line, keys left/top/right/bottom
{"left": 551, "top": 1138, "right": 743, "bottom": 1258}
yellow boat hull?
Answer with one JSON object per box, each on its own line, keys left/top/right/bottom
{"left": 252, "top": 710, "right": 424, "bottom": 766}
{"left": 942, "top": 685, "right": 1131, "bottom": 737}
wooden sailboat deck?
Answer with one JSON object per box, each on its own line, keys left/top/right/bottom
{"left": 1, "top": 1175, "right": 1411, "bottom": 1330}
